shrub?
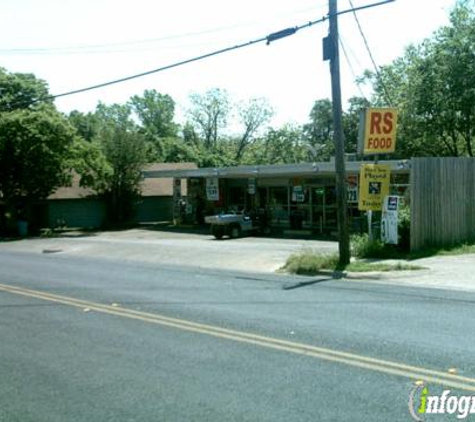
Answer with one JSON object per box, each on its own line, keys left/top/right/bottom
{"left": 350, "top": 233, "right": 387, "bottom": 259}
{"left": 398, "top": 202, "right": 411, "bottom": 251}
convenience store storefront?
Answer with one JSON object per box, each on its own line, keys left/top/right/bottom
{"left": 144, "top": 160, "right": 410, "bottom": 236}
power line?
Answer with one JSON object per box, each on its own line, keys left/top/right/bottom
{"left": 339, "top": 34, "right": 368, "bottom": 101}
{"left": 0, "top": 4, "right": 329, "bottom": 56}
{"left": 2, "top": 0, "right": 394, "bottom": 110}
{"left": 348, "top": 0, "right": 393, "bottom": 106}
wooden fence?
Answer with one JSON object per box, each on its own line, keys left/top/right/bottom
{"left": 410, "top": 157, "right": 475, "bottom": 251}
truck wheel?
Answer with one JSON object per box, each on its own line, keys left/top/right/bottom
{"left": 212, "top": 225, "right": 224, "bottom": 240}
{"left": 230, "top": 225, "right": 241, "bottom": 239}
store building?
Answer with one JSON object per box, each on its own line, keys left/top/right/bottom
{"left": 144, "top": 160, "right": 410, "bottom": 236}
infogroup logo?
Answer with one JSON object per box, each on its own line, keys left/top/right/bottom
{"left": 408, "top": 384, "right": 475, "bottom": 420}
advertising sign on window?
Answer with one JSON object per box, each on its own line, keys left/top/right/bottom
{"left": 206, "top": 178, "right": 219, "bottom": 201}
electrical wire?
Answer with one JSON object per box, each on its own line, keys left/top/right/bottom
{"left": 339, "top": 34, "right": 368, "bottom": 101}
{"left": 1, "top": 0, "right": 395, "bottom": 110}
{"left": 348, "top": 0, "right": 393, "bottom": 106}
{"left": 0, "top": 4, "right": 329, "bottom": 56}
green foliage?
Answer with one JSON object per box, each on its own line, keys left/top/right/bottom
{"left": 68, "top": 110, "right": 99, "bottom": 142}
{"left": 0, "top": 106, "right": 77, "bottom": 212}
{"left": 242, "top": 124, "right": 307, "bottom": 165}
{"left": 350, "top": 233, "right": 388, "bottom": 259}
{"left": 234, "top": 97, "right": 273, "bottom": 161}
{"left": 96, "top": 126, "right": 147, "bottom": 224}
{"left": 0, "top": 67, "right": 52, "bottom": 111}
{"left": 363, "top": 1, "right": 475, "bottom": 158}
{"left": 71, "top": 102, "right": 148, "bottom": 224}
{"left": 188, "top": 88, "right": 230, "bottom": 150}
{"left": 129, "top": 89, "right": 178, "bottom": 139}
{"left": 350, "top": 204, "right": 412, "bottom": 259}
{"left": 302, "top": 96, "right": 370, "bottom": 160}
{"left": 398, "top": 202, "right": 411, "bottom": 251}
{"left": 282, "top": 248, "right": 423, "bottom": 275}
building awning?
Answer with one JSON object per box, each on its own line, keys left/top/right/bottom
{"left": 143, "top": 160, "right": 411, "bottom": 179}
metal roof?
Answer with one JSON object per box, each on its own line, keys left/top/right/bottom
{"left": 143, "top": 160, "right": 411, "bottom": 179}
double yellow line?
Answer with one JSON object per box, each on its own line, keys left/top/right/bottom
{"left": 1, "top": 281, "right": 475, "bottom": 392}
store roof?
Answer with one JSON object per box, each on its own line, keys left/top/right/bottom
{"left": 143, "top": 160, "right": 411, "bottom": 179}
{"left": 49, "top": 162, "right": 197, "bottom": 200}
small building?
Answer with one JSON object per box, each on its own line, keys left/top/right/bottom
{"left": 144, "top": 160, "right": 410, "bottom": 236}
{"left": 43, "top": 162, "right": 197, "bottom": 229}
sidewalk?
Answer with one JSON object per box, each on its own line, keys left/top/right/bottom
{"left": 343, "top": 254, "right": 475, "bottom": 292}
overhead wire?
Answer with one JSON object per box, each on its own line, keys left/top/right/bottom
{"left": 0, "top": 4, "right": 329, "bottom": 56}
{"left": 1, "top": 0, "right": 395, "bottom": 110}
{"left": 348, "top": 0, "right": 393, "bottom": 106}
{"left": 339, "top": 34, "right": 368, "bottom": 101}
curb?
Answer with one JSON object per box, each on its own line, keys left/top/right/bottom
{"left": 312, "top": 269, "right": 425, "bottom": 280}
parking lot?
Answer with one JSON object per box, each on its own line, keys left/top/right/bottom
{"left": 0, "top": 227, "right": 338, "bottom": 273}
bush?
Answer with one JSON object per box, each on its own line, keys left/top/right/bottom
{"left": 350, "top": 233, "right": 387, "bottom": 259}
{"left": 398, "top": 203, "right": 411, "bottom": 251}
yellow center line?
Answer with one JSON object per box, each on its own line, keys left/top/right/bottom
{"left": 1, "top": 281, "right": 475, "bottom": 392}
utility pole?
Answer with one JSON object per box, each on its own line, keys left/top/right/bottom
{"left": 325, "top": 0, "right": 350, "bottom": 266}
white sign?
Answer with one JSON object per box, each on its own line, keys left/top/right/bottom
{"left": 381, "top": 196, "right": 399, "bottom": 244}
{"left": 292, "top": 185, "right": 305, "bottom": 202}
{"left": 206, "top": 177, "right": 219, "bottom": 201}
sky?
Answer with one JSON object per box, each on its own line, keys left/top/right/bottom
{"left": 0, "top": 0, "right": 456, "bottom": 128}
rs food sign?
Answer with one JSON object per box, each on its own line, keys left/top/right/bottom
{"left": 359, "top": 108, "right": 398, "bottom": 155}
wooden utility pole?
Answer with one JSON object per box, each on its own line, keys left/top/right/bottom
{"left": 327, "top": 0, "right": 350, "bottom": 266}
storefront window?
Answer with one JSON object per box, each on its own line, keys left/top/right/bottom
{"left": 269, "top": 186, "right": 289, "bottom": 225}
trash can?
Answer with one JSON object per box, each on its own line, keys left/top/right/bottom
{"left": 17, "top": 220, "right": 28, "bottom": 237}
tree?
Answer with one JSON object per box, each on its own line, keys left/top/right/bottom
{"left": 243, "top": 124, "right": 306, "bottom": 165}
{"left": 98, "top": 126, "right": 147, "bottom": 223}
{"left": 0, "top": 67, "right": 52, "bottom": 111}
{"left": 0, "top": 106, "right": 77, "bottom": 224}
{"left": 0, "top": 69, "right": 79, "bottom": 233}
{"left": 188, "top": 88, "right": 230, "bottom": 150}
{"left": 342, "top": 96, "right": 370, "bottom": 154}
{"left": 129, "top": 89, "right": 178, "bottom": 138}
{"left": 234, "top": 98, "right": 273, "bottom": 162}
{"left": 363, "top": 1, "right": 475, "bottom": 158}
{"left": 68, "top": 110, "right": 99, "bottom": 142}
{"left": 75, "top": 102, "right": 148, "bottom": 224}
{"left": 303, "top": 99, "right": 334, "bottom": 161}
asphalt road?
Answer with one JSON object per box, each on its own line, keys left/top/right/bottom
{"left": 1, "top": 250, "right": 475, "bottom": 421}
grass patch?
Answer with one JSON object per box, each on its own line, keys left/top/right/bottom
{"left": 350, "top": 234, "right": 475, "bottom": 260}
{"left": 432, "top": 243, "right": 475, "bottom": 256}
{"left": 282, "top": 249, "right": 424, "bottom": 275}
{"left": 282, "top": 250, "right": 340, "bottom": 275}
{"left": 345, "top": 261, "right": 424, "bottom": 273}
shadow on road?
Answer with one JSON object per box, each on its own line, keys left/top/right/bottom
{"left": 282, "top": 277, "right": 334, "bottom": 290}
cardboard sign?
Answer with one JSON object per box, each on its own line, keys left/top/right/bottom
{"left": 358, "top": 164, "right": 391, "bottom": 211}
{"left": 359, "top": 108, "right": 398, "bottom": 155}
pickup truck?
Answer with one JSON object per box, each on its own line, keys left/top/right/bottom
{"left": 205, "top": 211, "right": 269, "bottom": 239}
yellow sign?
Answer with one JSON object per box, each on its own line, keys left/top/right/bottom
{"left": 358, "top": 164, "right": 391, "bottom": 211}
{"left": 360, "top": 108, "right": 398, "bottom": 155}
